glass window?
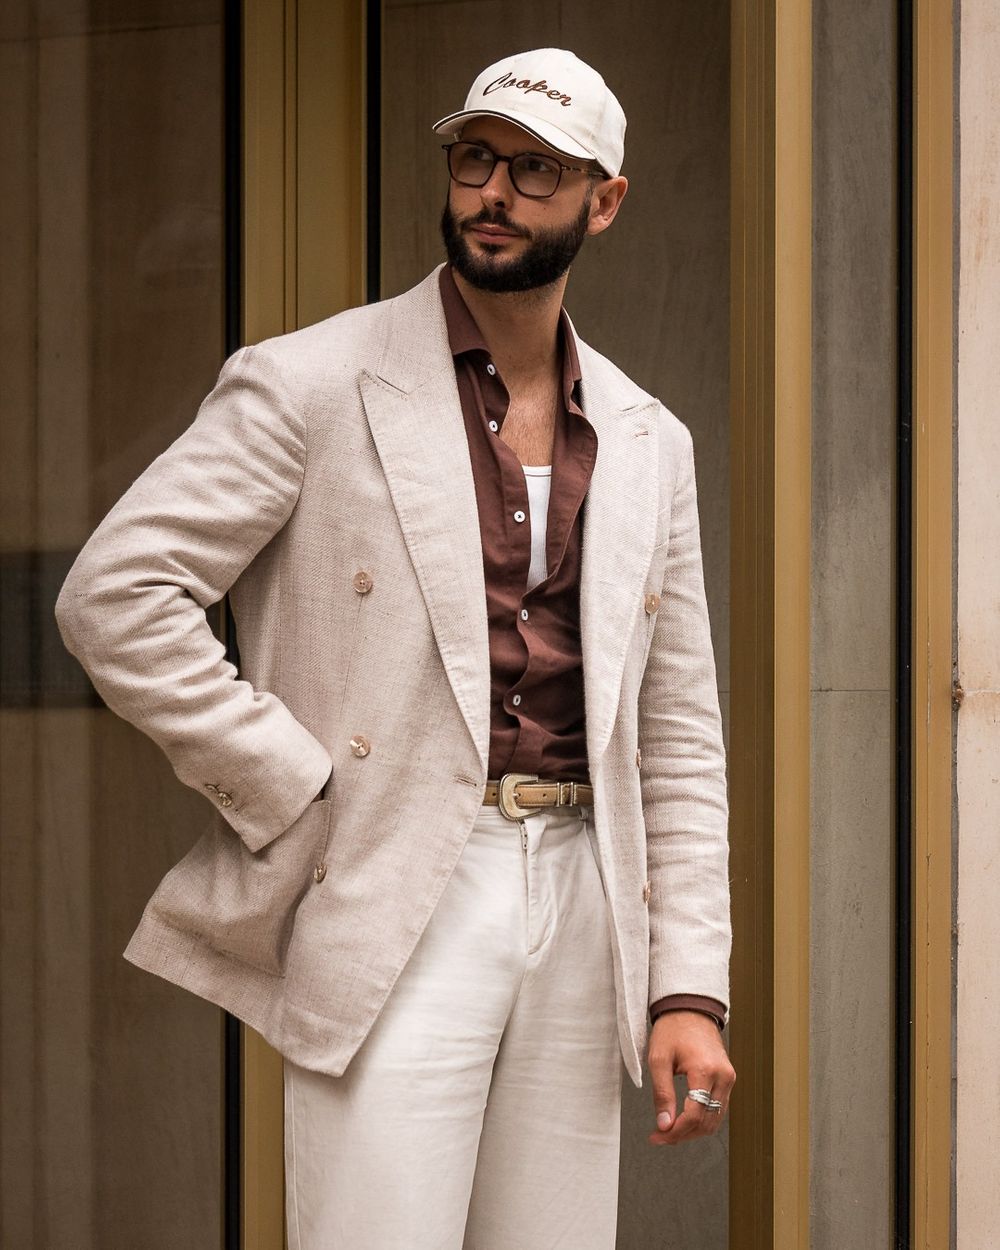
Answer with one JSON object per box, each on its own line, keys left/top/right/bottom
{"left": 1, "top": 5, "right": 226, "bottom": 1245}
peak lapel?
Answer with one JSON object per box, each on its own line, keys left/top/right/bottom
{"left": 359, "top": 276, "right": 490, "bottom": 772}
{"left": 579, "top": 363, "right": 661, "bottom": 765}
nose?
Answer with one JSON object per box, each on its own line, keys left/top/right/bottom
{"left": 478, "top": 159, "right": 516, "bottom": 210}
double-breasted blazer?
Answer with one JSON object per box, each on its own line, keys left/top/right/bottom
{"left": 55, "top": 266, "right": 731, "bottom": 1086}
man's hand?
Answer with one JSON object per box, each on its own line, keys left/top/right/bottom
{"left": 647, "top": 1010, "right": 735, "bottom": 1145}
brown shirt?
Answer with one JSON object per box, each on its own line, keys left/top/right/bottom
{"left": 439, "top": 265, "right": 593, "bottom": 782}
{"left": 440, "top": 267, "right": 726, "bottom": 1032}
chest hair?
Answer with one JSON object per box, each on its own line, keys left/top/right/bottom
{"left": 499, "top": 375, "right": 561, "bottom": 465}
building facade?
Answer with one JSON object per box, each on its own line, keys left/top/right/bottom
{"left": 1, "top": 1, "right": 995, "bottom": 1246}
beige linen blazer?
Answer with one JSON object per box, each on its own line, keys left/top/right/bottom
{"left": 55, "top": 266, "right": 730, "bottom": 1087}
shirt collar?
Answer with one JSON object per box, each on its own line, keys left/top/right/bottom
{"left": 439, "top": 265, "right": 583, "bottom": 408}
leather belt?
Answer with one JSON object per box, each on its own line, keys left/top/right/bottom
{"left": 483, "top": 772, "right": 594, "bottom": 821}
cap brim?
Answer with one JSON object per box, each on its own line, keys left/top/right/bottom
{"left": 431, "top": 106, "right": 594, "bottom": 163}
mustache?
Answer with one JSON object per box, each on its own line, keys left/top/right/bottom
{"left": 460, "top": 208, "right": 531, "bottom": 238}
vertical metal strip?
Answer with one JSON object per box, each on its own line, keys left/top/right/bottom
{"left": 729, "top": 3, "right": 775, "bottom": 1243}
{"left": 730, "top": 1, "right": 811, "bottom": 1245}
{"left": 894, "top": 3, "right": 914, "bottom": 1245}
{"left": 223, "top": 0, "right": 244, "bottom": 1246}
{"left": 910, "top": 0, "right": 955, "bottom": 1244}
{"left": 224, "top": 0, "right": 244, "bottom": 362}
{"left": 365, "top": 0, "right": 381, "bottom": 303}
{"left": 223, "top": 1012, "right": 243, "bottom": 1250}
{"left": 772, "top": 3, "right": 812, "bottom": 1242}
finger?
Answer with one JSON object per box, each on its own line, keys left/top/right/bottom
{"left": 681, "top": 1077, "right": 713, "bottom": 1133}
{"left": 648, "top": 1102, "right": 706, "bottom": 1145}
{"left": 649, "top": 1059, "right": 677, "bottom": 1135}
{"left": 703, "top": 1096, "right": 725, "bottom": 1135}
{"left": 696, "top": 1069, "right": 735, "bottom": 1137}
{"left": 707, "top": 1066, "right": 736, "bottom": 1130}
{"left": 650, "top": 1076, "right": 712, "bottom": 1145}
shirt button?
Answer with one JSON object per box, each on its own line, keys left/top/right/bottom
{"left": 486, "top": 363, "right": 497, "bottom": 376}
{"left": 488, "top": 420, "right": 499, "bottom": 432}
{"left": 645, "top": 592, "right": 661, "bottom": 615}
{"left": 643, "top": 880, "right": 652, "bottom": 903}
{"left": 520, "top": 608, "right": 529, "bottom": 621}
{"left": 314, "top": 863, "right": 327, "bottom": 883}
{"left": 349, "top": 735, "right": 371, "bottom": 757}
{"left": 514, "top": 510, "right": 526, "bottom": 523}
{"left": 352, "top": 570, "right": 373, "bottom": 594}
{"left": 512, "top": 694, "right": 522, "bottom": 707}
{"left": 636, "top": 748, "right": 642, "bottom": 768}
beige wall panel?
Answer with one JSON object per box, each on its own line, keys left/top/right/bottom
{"left": 809, "top": 690, "right": 893, "bottom": 1245}
{"left": 810, "top": 0, "right": 895, "bottom": 1245}
{"left": 956, "top": 1, "right": 1000, "bottom": 1244}
{"left": 811, "top": 0, "right": 896, "bottom": 694}
{"left": 956, "top": 700, "right": 1000, "bottom": 1247}
{"left": 382, "top": 5, "right": 730, "bottom": 1246}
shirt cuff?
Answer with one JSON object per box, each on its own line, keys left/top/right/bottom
{"left": 649, "top": 994, "right": 727, "bottom": 1031}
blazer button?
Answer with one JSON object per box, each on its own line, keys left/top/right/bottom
{"left": 205, "top": 783, "right": 233, "bottom": 808}
{"left": 642, "top": 880, "right": 652, "bottom": 903}
{"left": 314, "top": 863, "right": 327, "bottom": 883}
{"left": 353, "top": 570, "right": 373, "bottom": 594}
{"left": 644, "top": 593, "right": 661, "bottom": 615}
{"left": 349, "top": 735, "right": 371, "bottom": 757}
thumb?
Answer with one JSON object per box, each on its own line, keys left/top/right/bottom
{"left": 651, "top": 1064, "right": 677, "bottom": 1132}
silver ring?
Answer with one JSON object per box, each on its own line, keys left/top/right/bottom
{"left": 686, "top": 1088, "right": 714, "bottom": 1108}
{"left": 708, "top": 1100, "right": 723, "bottom": 1113}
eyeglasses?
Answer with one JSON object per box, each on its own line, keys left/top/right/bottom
{"left": 442, "top": 141, "right": 590, "bottom": 199}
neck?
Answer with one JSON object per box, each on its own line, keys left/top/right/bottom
{"left": 452, "top": 269, "right": 567, "bottom": 383}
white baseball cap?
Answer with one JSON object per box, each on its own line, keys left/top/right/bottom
{"left": 432, "top": 48, "right": 626, "bottom": 178}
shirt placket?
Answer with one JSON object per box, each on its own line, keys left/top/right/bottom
{"left": 475, "top": 357, "right": 539, "bottom": 754}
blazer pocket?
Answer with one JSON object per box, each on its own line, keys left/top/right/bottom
{"left": 149, "top": 798, "right": 333, "bottom": 977}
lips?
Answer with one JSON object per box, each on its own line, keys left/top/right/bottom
{"left": 468, "top": 225, "right": 521, "bottom": 241}
{"left": 463, "top": 214, "right": 527, "bottom": 242}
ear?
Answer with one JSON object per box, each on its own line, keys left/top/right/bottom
{"left": 586, "top": 176, "right": 629, "bottom": 236}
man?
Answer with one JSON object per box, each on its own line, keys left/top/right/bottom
{"left": 56, "top": 47, "right": 734, "bottom": 1249}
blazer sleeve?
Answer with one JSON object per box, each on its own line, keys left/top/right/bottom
{"left": 638, "top": 418, "right": 732, "bottom": 1018}
{"left": 54, "top": 344, "right": 332, "bottom": 852}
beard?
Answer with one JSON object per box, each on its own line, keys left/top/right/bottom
{"left": 440, "top": 193, "right": 592, "bottom": 293}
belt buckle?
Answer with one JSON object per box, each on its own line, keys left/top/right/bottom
{"left": 497, "top": 773, "right": 539, "bottom": 820}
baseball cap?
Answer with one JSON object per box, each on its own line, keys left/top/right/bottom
{"left": 432, "top": 48, "right": 626, "bottom": 178}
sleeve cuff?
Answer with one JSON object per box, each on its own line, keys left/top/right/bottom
{"left": 649, "top": 994, "right": 727, "bottom": 1032}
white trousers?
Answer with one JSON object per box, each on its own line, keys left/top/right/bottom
{"left": 283, "top": 803, "right": 623, "bottom": 1250}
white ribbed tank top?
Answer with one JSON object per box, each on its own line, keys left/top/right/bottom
{"left": 521, "top": 465, "right": 552, "bottom": 592}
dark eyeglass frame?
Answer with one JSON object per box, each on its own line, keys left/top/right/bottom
{"left": 442, "top": 140, "right": 592, "bottom": 199}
